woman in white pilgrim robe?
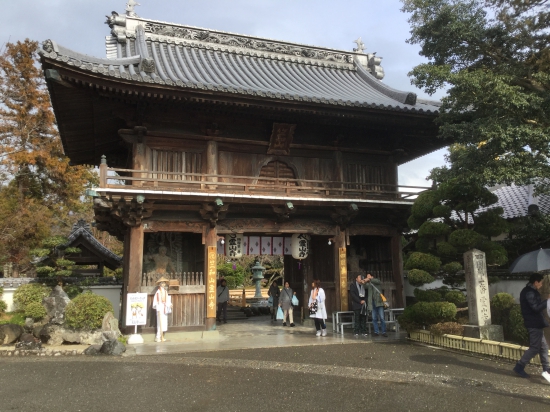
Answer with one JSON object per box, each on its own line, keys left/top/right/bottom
{"left": 152, "top": 277, "right": 172, "bottom": 342}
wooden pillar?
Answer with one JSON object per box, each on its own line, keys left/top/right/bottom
{"left": 333, "top": 150, "right": 344, "bottom": 194}
{"left": 206, "top": 140, "right": 218, "bottom": 189}
{"left": 132, "top": 141, "right": 146, "bottom": 187}
{"left": 204, "top": 225, "right": 218, "bottom": 330}
{"left": 334, "top": 229, "right": 347, "bottom": 311}
{"left": 121, "top": 225, "right": 143, "bottom": 329}
{"left": 391, "top": 233, "right": 405, "bottom": 307}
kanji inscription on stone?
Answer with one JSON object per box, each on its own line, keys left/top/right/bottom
{"left": 464, "top": 249, "right": 492, "bottom": 326}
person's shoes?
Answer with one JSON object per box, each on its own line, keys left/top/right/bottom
{"left": 282, "top": 322, "right": 287, "bottom": 326}
{"left": 290, "top": 323, "right": 295, "bottom": 327}
{"left": 542, "top": 370, "right": 550, "bottom": 383}
{"left": 382, "top": 333, "right": 388, "bottom": 337}
{"left": 373, "top": 332, "right": 379, "bottom": 336}
{"left": 354, "top": 333, "right": 359, "bottom": 337}
{"left": 513, "top": 363, "right": 530, "bottom": 378}
{"left": 154, "top": 337, "right": 161, "bottom": 342}
{"left": 362, "top": 333, "right": 369, "bottom": 337}
{"left": 321, "top": 329, "right": 327, "bottom": 337}
{"left": 316, "top": 330, "right": 322, "bottom": 336}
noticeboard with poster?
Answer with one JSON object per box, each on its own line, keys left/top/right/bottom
{"left": 126, "top": 293, "right": 148, "bottom": 326}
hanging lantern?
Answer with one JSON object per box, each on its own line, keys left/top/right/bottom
{"left": 225, "top": 233, "right": 243, "bottom": 259}
{"left": 291, "top": 233, "right": 310, "bottom": 268}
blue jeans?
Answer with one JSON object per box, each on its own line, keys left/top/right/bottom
{"left": 371, "top": 306, "right": 386, "bottom": 334}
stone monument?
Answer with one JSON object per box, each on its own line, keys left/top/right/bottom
{"left": 463, "top": 249, "right": 503, "bottom": 340}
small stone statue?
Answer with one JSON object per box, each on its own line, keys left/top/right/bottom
{"left": 126, "top": 0, "right": 140, "bottom": 17}
{"left": 146, "top": 246, "right": 176, "bottom": 275}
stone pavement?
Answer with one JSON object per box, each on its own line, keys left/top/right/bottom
{"left": 126, "top": 316, "right": 404, "bottom": 356}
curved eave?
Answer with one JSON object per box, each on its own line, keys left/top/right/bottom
{"left": 39, "top": 44, "right": 439, "bottom": 116}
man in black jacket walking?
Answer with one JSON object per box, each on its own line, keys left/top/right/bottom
{"left": 513, "top": 273, "right": 550, "bottom": 382}
{"left": 349, "top": 274, "right": 368, "bottom": 337}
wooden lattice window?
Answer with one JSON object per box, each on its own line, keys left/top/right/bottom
{"left": 259, "top": 161, "right": 297, "bottom": 186}
{"left": 345, "top": 164, "right": 387, "bottom": 191}
{"left": 148, "top": 149, "right": 202, "bottom": 181}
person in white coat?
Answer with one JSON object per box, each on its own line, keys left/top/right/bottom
{"left": 152, "top": 277, "right": 172, "bottom": 342}
{"left": 308, "top": 279, "right": 327, "bottom": 336}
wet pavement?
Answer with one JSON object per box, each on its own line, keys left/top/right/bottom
{"left": 2, "top": 317, "right": 550, "bottom": 411}
{"left": 127, "top": 316, "right": 404, "bottom": 356}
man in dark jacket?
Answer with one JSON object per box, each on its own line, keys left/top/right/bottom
{"left": 513, "top": 273, "right": 550, "bottom": 382}
{"left": 349, "top": 274, "right": 368, "bottom": 336}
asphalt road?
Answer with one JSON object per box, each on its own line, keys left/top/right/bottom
{"left": 1, "top": 341, "right": 549, "bottom": 412}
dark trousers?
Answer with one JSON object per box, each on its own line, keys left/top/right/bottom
{"left": 216, "top": 301, "right": 227, "bottom": 322}
{"left": 353, "top": 309, "right": 367, "bottom": 334}
{"left": 519, "top": 328, "right": 550, "bottom": 370}
{"left": 314, "top": 318, "right": 326, "bottom": 331}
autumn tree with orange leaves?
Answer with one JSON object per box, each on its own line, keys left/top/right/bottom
{"left": 0, "top": 39, "right": 97, "bottom": 272}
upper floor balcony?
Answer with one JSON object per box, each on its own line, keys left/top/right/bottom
{"left": 97, "top": 156, "right": 429, "bottom": 206}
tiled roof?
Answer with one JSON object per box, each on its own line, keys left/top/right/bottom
{"left": 38, "top": 12, "right": 439, "bottom": 114}
{"left": 479, "top": 185, "right": 550, "bottom": 219}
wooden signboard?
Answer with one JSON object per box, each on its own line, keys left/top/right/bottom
{"left": 339, "top": 247, "right": 348, "bottom": 311}
{"left": 207, "top": 246, "right": 217, "bottom": 318}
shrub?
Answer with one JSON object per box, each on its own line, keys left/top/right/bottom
{"left": 25, "top": 301, "right": 47, "bottom": 321}
{"left": 444, "top": 291, "right": 466, "bottom": 305}
{"left": 0, "top": 300, "right": 7, "bottom": 314}
{"left": 490, "top": 292, "right": 515, "bottom": 327}
{"left": 418, "top": 221, "right": 451, "bottom": 238}
{"left": 491, "top": 293, "right": 515, "bottom": 311}
{"left": 65, "top": 292, "right": 113, "bottom": 330}
{"left": 430, "top": 322, "right": 464, "bottom": 336}
{"left": 411, "top": 190, "right": 439, "bottom": 221}
{"left": 13, "top": 284, "right": 51, "bottom": 312}
{"left": 63, "top": 284, "right": 83, "bottom": 299}
{"left": 432, "top": 205, "right": 451, "bottom": 218}
{"left": 442, "top": 261, "right": 462, "bottom": 275}
{"left": 405, "top": 252, "right": 441, "bottom": 273}
{"left": 217, "top": 263, "right": 246, "bottom": 288}
{"left": 407, "top": 269, "right": 435, "bottom": 287}
{"left": 415, "top": 237, "right": 434, "bottom": 253}
{"left": 436, "top": 242, "right": 457, "bottom": 259}
{"left": 508, "top": 305, "right": 529, "bottom": 346}
{"left": 414, "top": 288, "right": 442, "bottom": 302}
{"left": 449, "top": 229, "right": 481, "bottom": 252}
{"left": 399, "top": 301, "right": 457, "bottom": 328}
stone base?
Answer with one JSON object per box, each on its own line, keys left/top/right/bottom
{"left": 463, "top": 324, "right": 504, "bottom": 341}
{"left": 127, "top": 334, "right": 144, "bottom": 345}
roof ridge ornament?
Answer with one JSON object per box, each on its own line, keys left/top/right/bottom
{"left": 126, "top": 0, "right": 140, "bottom": 17}
{"left": 353, "top": 37, "right": 365, "bottom": 53}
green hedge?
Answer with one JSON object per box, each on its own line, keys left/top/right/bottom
{"left": 444, "top": 290, "right": 466, "bottom": 305}
{"left": 65, "top": 292, "right": 113, "bottom": 330}
{"left": 405, "top": 252, "right": 441, "bottom": 273}
{"left": 13, "top": 284, "right": 51, "bottom": 312}
{"left": 398, "top": 301, "right": 457, "bottom": 331}
{"left": 414, "top": 288, "right": 442, "bottom": 302}
{"left": 407, "top": 269, "right": 435, "bottom": 287}
{"left": 25, "top": 301, "right": 47, "bottom": 321}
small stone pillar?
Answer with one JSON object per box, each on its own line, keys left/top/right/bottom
{"left": 463, "top": 249, "right": 503, "bottom": 340}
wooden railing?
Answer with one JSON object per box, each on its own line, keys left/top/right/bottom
{"left": 99, "top": 161, "right": 429, "bottom": 201}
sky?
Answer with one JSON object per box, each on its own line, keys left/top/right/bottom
{"left": 2, "top": 0, "right": 448, "bottom": 188}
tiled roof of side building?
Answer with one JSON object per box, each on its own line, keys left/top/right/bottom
{"left": 39, "top": 11, "right": 440, "bottom": 114}
{"left": 477, "top": 185, "right": 550, "bottom": 220}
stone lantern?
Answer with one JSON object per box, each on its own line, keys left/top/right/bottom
{"left": 251, "top": 260, "right": 266, "bottom": 298}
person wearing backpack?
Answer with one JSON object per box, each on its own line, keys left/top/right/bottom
{"left": 279, "top": 281, "right": 296, "bottom": 327}
{"left": 365, "top": 273, "right": 387, "bottom": 337}
{"left": 216, "top": 278, "right": 229, "bottom": 324}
